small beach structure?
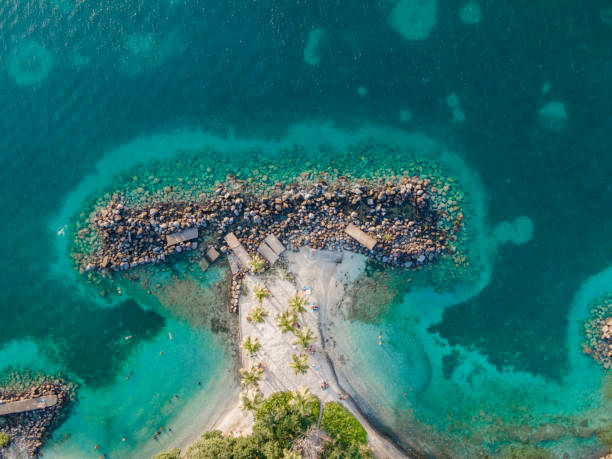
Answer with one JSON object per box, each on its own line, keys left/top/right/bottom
{"left": 344, "top": 223, "right": 377, "bottom": 250}
{"left": 257, "top": 241, "right": 278, "bottom": 265}
{"left": 166, "top": 227, "right": 198, "bottom": 246}
{"left": 257, "top": 234, "right": 286, "bottom": 265}
{"left": 227, "top": 253, "right": 240, "bottom": 275}
{"left": 206, "top": 246, "right": 220, "bottom": 263}
{"left": 0, "top": 395, "right": 58, "bottom": 416}
{"left": 265, "top": 234, "right": 285, "bottom": 255}
{"left": 198, "top": 258, "right": 209, "bottom": 272}
{"left": 224, "top": 232, "right": 252, "bottom": 268}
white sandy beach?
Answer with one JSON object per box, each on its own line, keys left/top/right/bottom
{"left": 203, "top": 247, "right": 406, "bottom": 458}
{"left": 165, "top": 369, "right": 240, "bottom": 455}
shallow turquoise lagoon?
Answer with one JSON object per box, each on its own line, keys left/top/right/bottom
{"left": 2, "top": 0, "right": 612, "bottom": 457}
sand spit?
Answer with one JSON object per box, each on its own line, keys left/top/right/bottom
{"left": 204, "top": 247, "right": 407, "bottom": 458}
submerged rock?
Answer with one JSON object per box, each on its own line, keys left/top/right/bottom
{"left": 389, "top": 0, "right": 437, "bottom": 41}
{"left": 6, "top": 41, "right": 54, "bottom": 87}
{"left": 304, "top": 28, "right": 325, "bottom": 66}
{"left": 459, "top": 2, "right": 482, "bottom": 25}
{"left": 537, "top": 101, "right": 568, "bottom": 131}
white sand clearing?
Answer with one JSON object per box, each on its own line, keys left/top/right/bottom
{"left": 208, "top": 247, "right": 406, "bottom": 458}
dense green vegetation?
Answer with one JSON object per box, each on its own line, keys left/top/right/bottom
{"left": 152, "top": 447, "right": 181, "bottom": 459}
{"left": 321, "top": 402, "right": 368, "bottom": 448}
{"left": 0, "top": 432, "right": 10, "bottom": 448}
{"left": 153, "top": 392, "right": 373, "bottom": 458}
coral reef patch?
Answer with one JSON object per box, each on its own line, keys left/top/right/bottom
{"left": 6, "top": 40, "right": 54, "bottom": 87}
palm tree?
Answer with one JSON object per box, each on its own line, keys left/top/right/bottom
{"left": 282, "top": 449, "right": 302, "bottom": 459}
{"left": 241, "top": 335, "right": 261, "bottom": 355}
{"left": 275, "top": 309, "right": 296, "bottom": 334}
{"left": 239, "top": 364, "right": 264, "bottom": 388}
{"left": 247, "top": 304, "right": 268, "bottom": 324}
{"left": 289, "top": 385, "right": 317, "bottom": 417}
{"left": 253, "top": 283, "right": 270, "bottom": 305}
{"left": 240, "top": 387, "right": 264, "bottom": 412}
{"left": 288, "top": 292, "right": 307, "bottom": 315}
{"left": 288, "top": 353, "right": 309, "bottom": 375}
{"left": 292, "top": 326, "right": 316, "bottom": 349}
{"left": 249, "top": 254, "right": 266, "bottom": 273}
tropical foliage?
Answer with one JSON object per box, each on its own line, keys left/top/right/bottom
{"left": 249, "top": 254, "right": 266, "bottom": 273}
{"left": 239, "top": 364, "right": 264, "bottom": 388}
{"left": 288, "top": 292, "right": 308, "bottom": 315}
{"left": 159, "top": 391, "right": 373, "bottom": 459}
{"left": 252, "top": 283, "right": 270, "bottom": 304}
{"left": 275, "top": 309, "right": 296, "bottom": 334}
{"left": 241, "top": 335, "right": 262, "bottom": 355}
{"left": 254, "top": 391, "right": 319, "bottom": 441}
{"left": 288, "top": 353, "right": 309, "bottom": 375}
{"left": 184, "top": 431, "right": 235, "bottom": 459}
{"left": 322, "top": 441, "right": 373, "bottom": 459}
{"left": 321, "top": 401, "right": 368, "bottom": 446}
{"left": 247, "top": 304, "right": 268, "bottom": 324}
{"left": 240, "top": 387, "right": 264, "bottom": 412}
{"left": 292, "top": 326, "right": 316, "bottom": 348}
{"left": 282, "top": 448, "right": 302, "bottom": 459}
{"left": 289, "top": 385, "right": 318, "bottom": 417}
{"left": 152, "top": 448, "right": 181, "bottom": 459}
{"left": 0, "top": 432, "right": 10, "bottom": 448}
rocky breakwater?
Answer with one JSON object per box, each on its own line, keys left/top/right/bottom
{"left": 78, "top": 199, "right": 208, "bottom": 273}
{"left": 583, "top": 294, "right": 612, "bottom": 369}
{"left": 0, "top": 375, "right": 74, "bottom": 457}
{"left": 74, "top": 174, "right": 461, "bottom": 282}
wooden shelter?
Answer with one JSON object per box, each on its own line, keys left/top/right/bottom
{"left": 344, "top": 223, "right": 377, "bottom": 250}
{"left": 166, "top": 227, "right": 198, "bottom": 246}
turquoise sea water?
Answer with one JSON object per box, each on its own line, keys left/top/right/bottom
{"left": 3, "top": 1, "right": 612, "bottom": 457}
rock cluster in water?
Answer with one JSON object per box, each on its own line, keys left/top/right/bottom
{"left": 75, "top": 175, "right": 461, "bottom": 277}
{"left": 0, "top": 376, "right": 73, "bottom": 457}
{"left": 583, "top": 294, "right": 612, "bottom": 369}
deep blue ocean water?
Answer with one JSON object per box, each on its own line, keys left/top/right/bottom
{"left": 3, "top": 0, "right": 612, "bottom": 457}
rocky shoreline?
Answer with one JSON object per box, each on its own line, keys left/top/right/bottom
{"left": 74, "top": 175, "right": 461, "bottom": 282}
{"left": 0, "top": 374, "right": 75, "bottom": 457}
{"left": 583, "top": 294, "right": 612, "bottom": 369}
